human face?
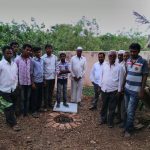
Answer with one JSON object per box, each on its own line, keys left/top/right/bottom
{"left": 12, "top": 44, "right": 19, "bottom": 53}
{"left": 118, "top": 54, "right": 123, "bottom": 62}
{"left": 22, "top": 47, "right": 32, "bottom": 58}
{"left": 108, "top": 53, "right": 116, "bottom": 64}
{"left": 77, "top": 50, "right": 82, "bottom": 57}
{"left": 123, "top": 52, "right": 130, "bottom": 62}
{"left": 4, "top": 49, "right": 13, "bottom": 61}
{"left": 46, "top": 47, "right": 52, "bottom": 56}
{"left": 98, "top": 54, "right": 105, "bottom": 64}
{"left": 35, "top": 50, "right": 42, "bottom": 58}
{"left": 130, "top": 49, "right": 139, "bottom": 59}
{"left": 60, "top": 54, "right": 66, "bottom": 62}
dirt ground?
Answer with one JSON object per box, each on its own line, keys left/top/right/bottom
{"left": 0, "top": 96, "right": 150, "bottom": 150}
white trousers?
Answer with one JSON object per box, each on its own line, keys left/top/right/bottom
{"left": 71, "top": 78, "right": 83, "bottom": 103}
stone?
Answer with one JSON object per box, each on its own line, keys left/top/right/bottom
{"left": 45, "top": 122, "right": 55, "bottom": 127}
{"left": 75, "top": 122, "right": 81, "bottom": 126}
{"left": 47, "top": 118, "right": 54, "bottom": 122}
{"left": 59, "top": 124, "right": 65, "bottom": 130}
{"left": 65, "top": 123, "right": 72, "bottom": 129}
{"left": 73, "top": 118, "right": 82, "bottom": 122}
{"left": 134, "top": 123, "right": 145, "bottom": 130}
{"left": 26, "top": 136, "right": 32, "bottom": 143}
{"left": 70, "top": 122, "right": 78, "bottom": 128}
{"left": 49, "top": 113, "right": 59, "bottom": 117}
{"left": 90, "top": 140, "right": 96, "bottom": 144}
{"left": 52, "top": 123, "right": 60, "bottom": 128}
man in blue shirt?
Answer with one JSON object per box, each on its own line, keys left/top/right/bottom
{"left": 123, "top": 43, "right": 149, "bottom": 137}
{"left": 31, "top": 47, "right": 44, "bottom": 118}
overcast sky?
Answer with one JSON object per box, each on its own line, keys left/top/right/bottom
{"left": 0, "top": 0, "right": 150, "bottom": 34}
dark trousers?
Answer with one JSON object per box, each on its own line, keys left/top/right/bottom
{"left": 31, "top": 82, "right": 43, "bottom": 113}
{"left": 20, "top": 85, "right": 31, "bottom": 116}
{"left": 92, "top": 83, "right": 101, "bottom": 107}
{"left": 116, "top": 93, "right": 124, "bottom": 121}
{"left": 100, "top": 91, "right": 118, "bottom": 126}
{"left": 44, "top": 79, "right": 55, "bottom": 108}
{"left": 56, "top": 79, "right": 67, "bottom": 104}
{"left": 15, "top": 86, "right": 22, "bottom": 116}
{"left": 0, "top": 90, "right": 17, "bottom": 127}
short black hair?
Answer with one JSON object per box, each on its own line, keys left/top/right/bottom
{"left": 10, "top": 41, "right": 19, "bottom": 48}
{"left": 98, "top": 52, "right": 105, "bottom": 57}
{"left": 2, "top": 46, "right": 11, "bottom": 54}
{"left": 129, "top": 43, "right": 141, "bottom": 52}
{"left": 45, "top": 44, "right": 53, "bottom": 49}
{"left": 22, "top": 44, "right": 32, "bottom": 50}
{"left": 59, "top": 53, "right": 66, "bottom": 57}
{"left": 33, "top": 47, "right": 42, "bottom": 52}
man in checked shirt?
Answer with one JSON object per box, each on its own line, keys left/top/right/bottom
{"left": 56, "top": 53, "right": 70, "bottom": 108}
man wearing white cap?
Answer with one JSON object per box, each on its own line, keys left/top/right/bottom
{"left": 70, "top": 46, "right": 87, "bottom": 106}
{"left": 116, "top": 50, "right": 126, "bottom": 124}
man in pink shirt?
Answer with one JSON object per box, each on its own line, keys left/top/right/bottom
{"left": 15, "top": 44, "right": 32, "bottom": 117}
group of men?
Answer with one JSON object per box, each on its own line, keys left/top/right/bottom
{"left": 89, "top": 43, "right": 149, "bottom": 137}
{"left": 0, "top": 42, "right": 149, "bottom": 138}
{"left": 0, "top": 42, "right": 86, "bottom": 131}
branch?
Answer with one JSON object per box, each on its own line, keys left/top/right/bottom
{"left": 133, "top": 11, "right": 150, "bottom": 24}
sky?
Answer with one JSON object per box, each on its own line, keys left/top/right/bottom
{"left": 0, "top": 0, "right": 150, "bottom": 35}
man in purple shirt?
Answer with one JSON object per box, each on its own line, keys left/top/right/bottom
{"left": 15, "top": 44, "right": 32, "bottom": 117}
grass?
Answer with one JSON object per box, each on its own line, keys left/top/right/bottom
{"left": 82, "top": 86, "right": 94, "bottom": 97}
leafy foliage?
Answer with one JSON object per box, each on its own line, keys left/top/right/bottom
{"left": 0, "top": 17, "right": 148, "bottom": 53}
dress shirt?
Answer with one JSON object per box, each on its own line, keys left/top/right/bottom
{"left": 70, "top": 55, "right": 87, "bottom": 78}
{"left": 0, "top": 58, "right": 18, "bottom": 93}
{"left": 43, "top": 54, "right": 57, "bottom": 80}
{"left": 15, "top": 56, "right": 32, "bottom": 85}
{"left": 56, "top": 61, "right": 70, "bottom": 79}
{"left": 90, "top": 61, "right": 104, "bottom": 85}
{"left": 99, "top": 62, "right": 124, "bottom": 92}
{"left": 32, "top": 57, "right": 44, "bottom": 83}
{"left": 118, "top": 60, "right": 126, "bottom": 76}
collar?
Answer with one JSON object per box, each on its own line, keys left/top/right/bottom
{"left": 106, "top": 61, "right": 116, "bottom": 66}
{"left": 3, "top": 58, "right": 13, "bottom": 65}
{"left": 60, "top": 61, "right": 66, "bottom": 64}
{"left": 34, "top": 57, "right": 41, "bottom": 61}
{"left": 99, "top": 61, "right": 104, "bottom": 65}
{"left": 46, "top": 54, "right": 53, "bottom": 58}
{"left": 129, "top": 55, "right": 141, "bottom": 62}
{"left": 76, "top": 55, "right": 83, "bottom": 59}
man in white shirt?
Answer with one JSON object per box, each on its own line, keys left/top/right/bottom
{"left": 0, "top": 46, "right": 20, "bottom": 131}
{"left": 89, "top": 52, "right": 105, "bottom": 110}
{"left": 116, "top": 50, "right": 126, "bottom": 123}
{"left": 70, "top": 46, "right": 87, "bottom": 106}
{"left": 43, "top": 44, "right": 57, "bottom": 109}
{"left": 99, "top": 50, "right": 124, "bottom": 128}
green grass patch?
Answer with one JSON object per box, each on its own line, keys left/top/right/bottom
{"left": 82, "top": 86, "right": 94, "bottom": 97}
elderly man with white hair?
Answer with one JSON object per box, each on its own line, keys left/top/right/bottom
{"left": 99, "top": 50, "right": 124, "bottom": 128}
{"left": 70, "top": 46, "right": 87, "bottom": 106}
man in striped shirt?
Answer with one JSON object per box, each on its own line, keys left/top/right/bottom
{"left": 123, "top": 43, "right": 149, "bottom": 137}
{"left": 56, "top": 53, "right": 70, "bottom": 108}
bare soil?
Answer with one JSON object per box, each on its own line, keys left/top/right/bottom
{"left": 0, "top": 96, "right": 150, "bottom": 150}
